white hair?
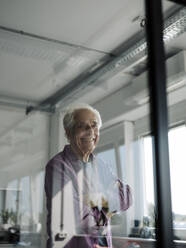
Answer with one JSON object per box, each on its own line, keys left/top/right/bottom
{"left": 63, "top": 103, "right": 102, "bottom": 132}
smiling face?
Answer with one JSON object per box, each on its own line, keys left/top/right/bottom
{"left": 67, "top": 108, "right": 100, "bottom": 162}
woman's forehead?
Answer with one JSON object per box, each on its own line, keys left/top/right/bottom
{"left": 74, "top": 109, "right": 97, "bottom": 122}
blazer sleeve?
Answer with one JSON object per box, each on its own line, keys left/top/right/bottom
{"left": 44, "top": 159, "right": 65, "bottom": 248}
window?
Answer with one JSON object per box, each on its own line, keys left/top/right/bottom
{"left": 169, "top": 125, "right": 186, "bottom": 216}
{"left": 142, "top": 124, "right": 186, "bottom": 235}
{"left": 143, "top": 136, "right": 154, "bottom": 216}
{"left": 37, "top": 170, "right": 44, "bottom": 216}
{"left": 6, "top": 179, "right": 19, "bottom": 212}
{"left": 19, "top": 176, "right": 31, "bottom": 229}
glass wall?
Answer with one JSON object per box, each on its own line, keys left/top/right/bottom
{"left": 0, "top": 112, "right": 49, "bottom": 247}
{"left": 1, "top": 1, "right": 186, "bottom": 248}
{"left": 96, "top": 121, "right": 186, "bottom": 245}
{"left": 96, "top": 121, "right": 156, "bottom": 247}
{"left": 140, "top": 124, "right": 186, "bottom": 241}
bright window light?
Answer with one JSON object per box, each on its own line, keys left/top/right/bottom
{"left": 169, "top": 125, "right": 186, "bottom": 215}
{"left": 143, "top": 124, "right": 186, "bottom": 218}
{"left": 143, "top": 136, "right": 154, "bottom": 211}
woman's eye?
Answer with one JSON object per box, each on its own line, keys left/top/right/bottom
{"left": 92, "top": 122, "right": 98, "bottom": 128}
{"left": 76, "top": 122, "right": 98, "bottom": 130}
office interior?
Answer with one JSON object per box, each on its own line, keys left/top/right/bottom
{"left": 0, "top": 0, "right": 186, "bottom": 247}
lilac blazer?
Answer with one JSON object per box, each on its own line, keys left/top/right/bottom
{"left": 45, "top": 145, "right": 132, "bottom": 248}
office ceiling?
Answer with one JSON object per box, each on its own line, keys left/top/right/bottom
{"left": 0, "top": 0, "right": 186, "bottom": 171}
{"left": 0, "top": 0, "right": 176, "bottom": 105}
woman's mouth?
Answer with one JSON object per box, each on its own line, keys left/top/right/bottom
{"left": 81, "top": 137, "right": 96, "bottom": 142}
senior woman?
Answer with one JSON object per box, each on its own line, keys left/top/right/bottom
{"left": 45, "top": 103, "right": 132, "bottom": 248}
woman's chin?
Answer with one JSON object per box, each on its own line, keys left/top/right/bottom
{"left": 81, "top": 145, "right": 95, "bottom": 154}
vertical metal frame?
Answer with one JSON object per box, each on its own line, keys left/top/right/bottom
{"left": 144, "top": 0, "right": 174, "bottom": 247}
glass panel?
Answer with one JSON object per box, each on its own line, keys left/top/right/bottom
{"left": 163, "top": 0, "right": 186, "bottom": 242}
{"left": 38, "top": 171, "right": 44, "bottom": 219}
{"left": 0, "top": 112, "right": 49, "bottom": 247}
{"left": 142, "top": 124, "right": 186, "bottom": 241}
{"left": 1, "top": 0, "right": 180, "bottom": 247}
{"left": 19, "top": 176, "right": 31, "bottom": 230}
{"left": 97, "top": 148, "right": 117, "bottom": 176}
{"left": 169, "top": 125, "right": 186, "bottom": 240}
{"left": 169, "top": 126, "right": 186, "bottom": 217}
{"left": 118, "top": 134, "right": 156, "bottom": 243}
{"left": 6, "top": 180, "right": 19, "bottom": 213}
{"left": 143, "top": 137, "right": 154, "bottom": 217}
{"left": 52, "top": 1, "right": 157, "bottom": 246}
